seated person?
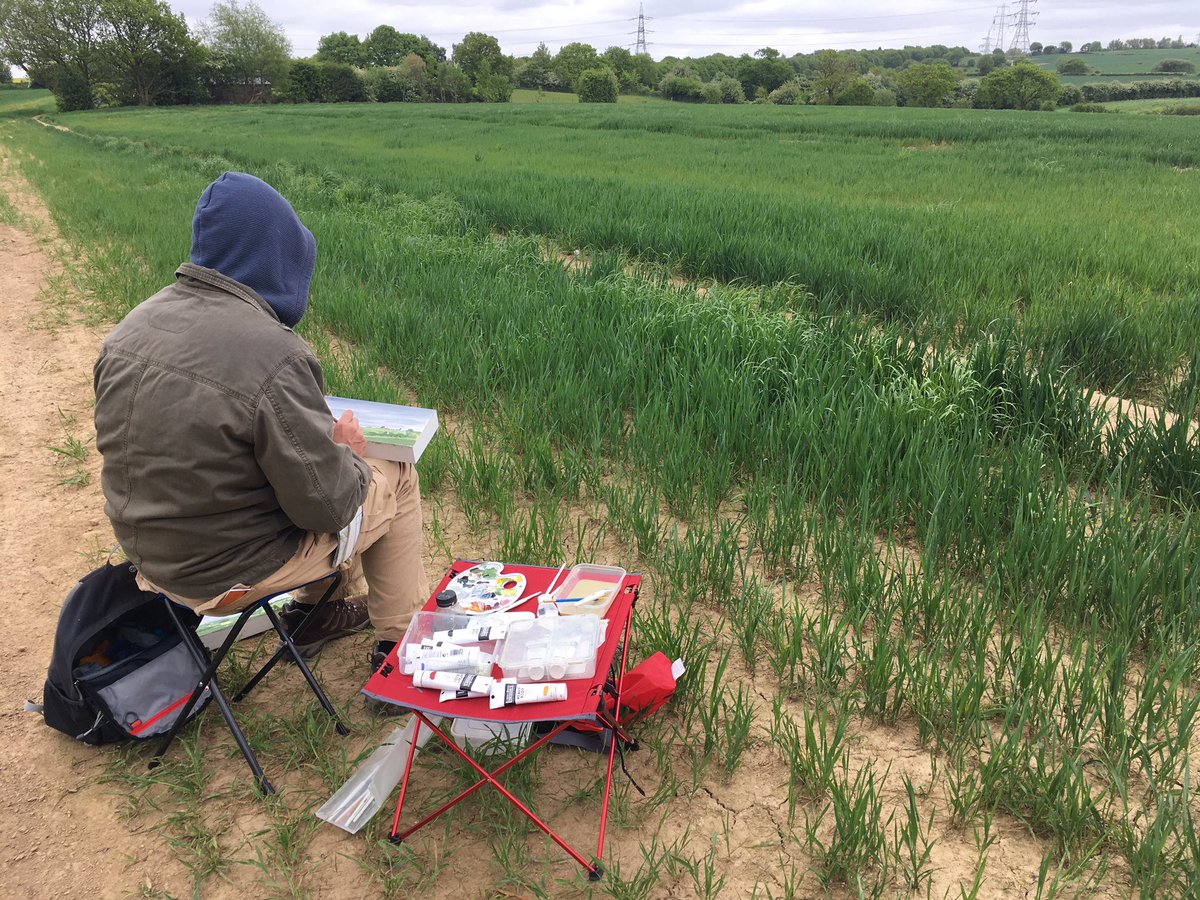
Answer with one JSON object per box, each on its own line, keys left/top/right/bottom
{"left": 93, "top": 171, "right": 428, "bottom": 670}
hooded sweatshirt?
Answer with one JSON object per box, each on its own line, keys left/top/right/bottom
{"left": 93, "top": 173, "right": 370, "bottom": 601}
{"left": 190, "top": 171, "right": 317, "bottom": 327}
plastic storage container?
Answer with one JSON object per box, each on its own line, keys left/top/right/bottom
{"left": 451, "top": 717, "right": 531, "bottom": 751}
{"left": 497, "top": 615, "right": 602, "bottom": 682}
{"left": 551, "top": 564, "right": 626, "bottom": 617}
{"left": 398, "top": 611, "right": 502, "bottom": 679}
{"left": 400, "top": 611, "right": 505, "bottom": 655}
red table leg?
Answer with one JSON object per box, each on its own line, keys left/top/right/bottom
{"left": 393, "top": 718, "right": 573, "bottom": 842}
{"left": 388, "top": 713, "right": 601, "bottom": 878}
{"left": 597, "top": 603, "right": 635, "bottom": 864}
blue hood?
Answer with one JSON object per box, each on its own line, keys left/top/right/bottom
{"left": 190, "top": 172, "right": 316, "bottom": 327}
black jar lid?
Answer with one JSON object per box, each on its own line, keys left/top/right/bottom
{"left": 435, "top": 589, "right": 457, "bottom": 608}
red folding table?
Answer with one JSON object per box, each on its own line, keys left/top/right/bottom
{"left": 362, "top": 560, "right": 641, "bottom": 881}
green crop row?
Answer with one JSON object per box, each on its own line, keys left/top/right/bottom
{"left": 50, "top": 101, "right": 1200, "bottom": 399}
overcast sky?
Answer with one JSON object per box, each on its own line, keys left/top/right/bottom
{"left": 167, "top": 0, "right": 1197, "bottom": 59}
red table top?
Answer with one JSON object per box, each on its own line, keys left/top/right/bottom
{"left": 362, "top": 561, "right": 640, "bottom": 723}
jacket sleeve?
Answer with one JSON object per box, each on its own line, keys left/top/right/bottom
{"left": 253, "top": 353, "right": 371, "bottom": 534}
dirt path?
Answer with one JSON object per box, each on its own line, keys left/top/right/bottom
{"left": 0, "top": 148, "right": 192, "bottom": 895}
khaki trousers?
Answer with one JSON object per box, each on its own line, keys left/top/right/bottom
{"left": 139, "top": 459, "right": 429, "bottom": 642}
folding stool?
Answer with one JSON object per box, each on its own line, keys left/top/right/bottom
{"left": 149, "top": 572, "right": 350, "bottom": 794}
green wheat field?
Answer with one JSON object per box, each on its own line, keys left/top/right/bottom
{"left": 3, "top": 88, "right": 1199, "bottom": 898}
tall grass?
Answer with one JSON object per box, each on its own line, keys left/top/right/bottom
{"left": 5, "top": 104, "right": 1199, "bottom": 894}
{"left": 48, "top": 100, "right": 1200, "bottom": 397}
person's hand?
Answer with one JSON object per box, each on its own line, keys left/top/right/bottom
{"left": 332, "top": 409, "right": 367, "bottom": 457}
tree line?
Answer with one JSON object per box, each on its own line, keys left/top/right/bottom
{"left": 2, "top": 1, "right": 1195, "bottom": 113}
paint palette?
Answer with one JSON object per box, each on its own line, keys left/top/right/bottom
{"left": 450, "top": 562, "right": 529, "bottom": 615}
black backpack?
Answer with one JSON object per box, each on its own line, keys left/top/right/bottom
{"left": 42, "top": 561, "right": 211, "bottom": 744}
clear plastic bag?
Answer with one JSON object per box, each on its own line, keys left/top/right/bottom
{"left": 316, "top": 716, "right": 436, "bottom": 833}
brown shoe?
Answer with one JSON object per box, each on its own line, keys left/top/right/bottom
{"left": 280, "top": 597, "right": 370, "bottom": 658}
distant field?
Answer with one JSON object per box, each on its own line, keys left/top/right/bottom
{"left": 510, "top": 88, "right": 667, "bottom": 105}
{"left": 1063, "top": 97, "right": 1200, "bottom": 114}
{"left": 0, "top": 88, "right": 53, "bottom": 117}
{"left": 1034, "top": 47, "right": 1200, "bottom": 82}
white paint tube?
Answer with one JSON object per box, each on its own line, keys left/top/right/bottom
{"left": 404, "top": 643, "right": 486, "bottom": 661}
{"left": 488, "top": 679, "right": 568, "bottom": 710}
{"left": 402, "top": 647, "right": 493, "bottom": 675}
{"left": 429, "top": 620, "right": 510, "bottom": 645}
{"left": 412, "top": 670, "right": 495, "bottom": 699}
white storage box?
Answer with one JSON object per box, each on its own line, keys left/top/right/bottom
{"left": 497, "top": 615, "right": 602, "bottom": 682}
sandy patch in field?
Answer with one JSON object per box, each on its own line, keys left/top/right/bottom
{"left": 0, "top": 143, "right": 195, "bottom": 897}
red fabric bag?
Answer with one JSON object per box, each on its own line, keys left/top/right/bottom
{"left": 569, "top": 651, "right": 678, "bottom": 735}
{"left": 615, "top": 651, "right": 678, "bottom": 723}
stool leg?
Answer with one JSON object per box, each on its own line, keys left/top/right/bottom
{"left": 233, "top": 573, "right": 342, "bottom": 701}
{"left": 151, "top": 600, "right": 274, "bottom": 794}
{"left": 260, "top": 599, "right": 350, "bottom": 737}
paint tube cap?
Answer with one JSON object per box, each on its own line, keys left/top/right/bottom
{"left": 435, "top": 589, "right": 458, "bottom": 608}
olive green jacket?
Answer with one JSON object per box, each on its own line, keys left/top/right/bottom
{"left": 93, "top": 263, "right": 370, "bottom": 600}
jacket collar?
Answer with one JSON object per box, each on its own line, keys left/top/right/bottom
{"left": 175, "top": 262, "right": 283, "bottom": 324}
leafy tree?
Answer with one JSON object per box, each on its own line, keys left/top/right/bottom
{"left": 710, "top": 73, "right": 743, "bottom": 103}
{"left": 397, "top": 52, "right": 428, "bottom": 94}
{"left": 429, "top": 61, "right": 471, "bottom": 102}
{"left": 515, "top": 42, "right": 556, "bottom": 89}
{"left": 552, "top": 41, "right": 598, "bottom": 91}
{"left": 1029, "top": 41, "right": 1043, "bottom": 54}
{"left": 1107, "top": 39, "right": 1125, "bottom": 50}
{"left": 835, "top": 77, "right": 875, "bottom": 106}
{"left": 0, "top": 60, "right": 11, "bottom": 83}
{"left": 452, "top": 31, "right": 510, "bottom": 84}
{"left": 0, "top": 0, "right": 108, "bottom": 109}
{"left": 976, "top": 61, "right": 1061, "bottom": 110}
{"left": 768, "top": 79, "right": 806, "bottom": 104}
{"left": 658, "top": 73, "right": 703, "bottom": 102}
{"left": 811, "top": 49, "right": 856, "bottom": 104}
{"left": 895, "top": 62, "right": 957, "bottom": 107}
{"left": 102, "top": 0, "right": 201, "bottom": 105}
{"left": 201, "top": 0, "right": 290, "bottom": 97}
{"left": 360, "top": 64, "right": 418, "bottom": 102}
{"left": 977, "top": 54, "right": 998, "bottom": 75}
{"left": 321, "top": 61, "right": 365, "bottom": 101}
{"left": 363, "top": 25, "right": 406, "bottom": 67}
{"left": 472, "top": 62, "right": 512, "bottom": 102}
{"left": 600, "top": 46, "right": 634, "bottom": 80}
{"left": 277, "top": 57, "right": 319, "bottom": 101}
{"left": 1058, "top": 41, "right": 1072, "bottom": 53}
{"left": 278, "top": 59, "right": 364, "bottom": 102}
{"left": 1154, "top": 60, "right": 1196, "bottom": 74}
{"left": 316, "top": 31, "right": 364, "bottom": 67}
{"left": 1056, "top": 57, "right": 1090, "bottom": 75}
{"left": 736, "top": 47, "right": 792, "bottom": 98}
{"left": 577, "top": 67, "right": 617, "bottom": 102}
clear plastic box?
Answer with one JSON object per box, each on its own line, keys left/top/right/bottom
{"left": 451, "top": 717, "right": 531, "bottom": 751}
{"left": 398, "top": 611, "right": 502, "bottom": 678}
{"left": 551, "top": 564, "right": 626, "bottom": 617}
{"left": 400, "top": 611, "right": 503, "bottom": 650}
{"left": 496, "top": 615, "right": 602, "bottom": 682}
